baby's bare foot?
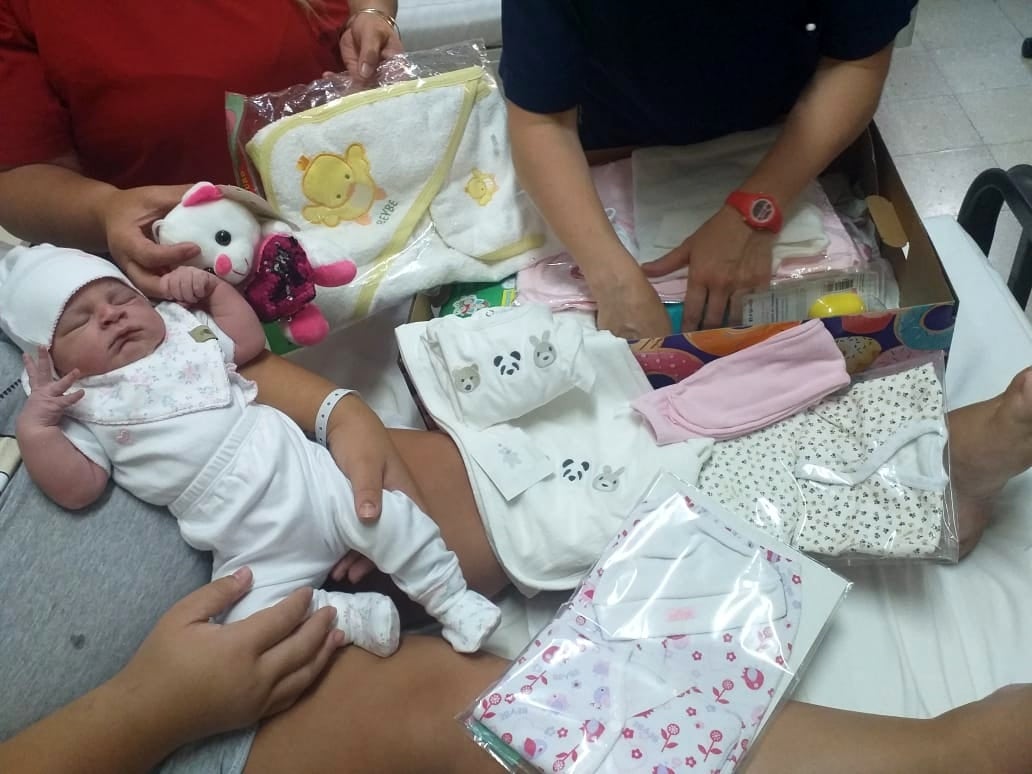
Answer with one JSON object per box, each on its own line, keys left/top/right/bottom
{"left": 947, "top": 367, "right": 1032, "bottom": 555}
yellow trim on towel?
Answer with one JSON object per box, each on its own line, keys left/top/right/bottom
{"left": 352, "top": 77, "right": 482, "bottom": 318}
{"left": 246, "top": 65, "right": 485, "bottom": 214}
{"left": 476, "top": 233, "right": 547, "bottom": 264}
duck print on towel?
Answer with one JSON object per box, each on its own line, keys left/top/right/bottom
{"left": 297, "top": 143, "right": 386, "bottom": 227}
{"left": 465, "top": 168, "right": 499, "bottom": 206}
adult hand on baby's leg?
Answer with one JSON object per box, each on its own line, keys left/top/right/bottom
{"left": 160, "top": 266, "right": 219, "bottom": 306}
{"left": 100, "top": 184, "right": 201, "bottom": 297}
{"left": 114, "top": 567, "right": 342, "bottom": 744}
{"left": 326, "top": 394, "right": 428, "bottom": 584}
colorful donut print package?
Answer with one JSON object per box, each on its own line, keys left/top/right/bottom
{"left": 462, "top": 474, "right": 849, "bottom": 774}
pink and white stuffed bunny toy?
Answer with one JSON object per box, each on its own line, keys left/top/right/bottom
{"left": 154, "top": 182, "right": 356, "bottom": 346}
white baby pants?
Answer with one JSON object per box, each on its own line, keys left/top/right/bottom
{"left": 170, "top": 404, "right": 496, "bottom": 653}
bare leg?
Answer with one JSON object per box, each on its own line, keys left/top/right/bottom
{"left": 245, "top": 637, "right": 1032, "bottom": 773}
{"left": 743, "top": 686, "right": 1032, "bottom": 774}
{"left": 947, "top": 367, "right": 1032, "bottom": 556}
{"left": 245, "top": 636, "right": 507, "bottom": 774}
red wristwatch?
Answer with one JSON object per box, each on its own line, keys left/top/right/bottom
{"left": 725, "top": 190, "right": 783, "bottom": 233}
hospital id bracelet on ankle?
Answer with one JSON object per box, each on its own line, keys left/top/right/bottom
{"left": 348, "top": 7, "right": 399, "bottom": 35}
{"left": 315, "top": 388, "right": 356, "bottom": 447}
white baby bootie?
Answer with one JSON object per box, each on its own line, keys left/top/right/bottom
{"left": 337, "top": 592, "right": 401, "bottom": 658}
{"left": 438, "top": 590, "right": 502, "bottom": 653}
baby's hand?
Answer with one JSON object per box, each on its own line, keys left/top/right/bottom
{"left": 160, "top": 266, "right": 220, "bottom": 305}
{"left": 21, "top": 347, "right": 85, "bottom": 428}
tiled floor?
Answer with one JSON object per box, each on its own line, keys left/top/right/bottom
{"left": 876, "top": 0, "right": 1032, "bottom": 281}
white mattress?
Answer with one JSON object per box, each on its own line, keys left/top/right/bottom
{"left": 481, "top": 216, "right": 1032, "bottom": 720}
{"left": 396, "top": 0, "right": 502, "bottom": 53}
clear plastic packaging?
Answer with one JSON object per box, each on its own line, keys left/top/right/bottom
{"left": 223, "top": 40, "right": 550, "bottom": 332}
{"left": 741, "top": 268, "right": 889, "bottom": 325}
{"left": 696, "top": 354, "right": 959, "bottom": 564}
{"left": 461, "top": 474, "right": 850, "bottom": 773}
{"left": 227, "top": 41, "right": 489, "bottom": 196}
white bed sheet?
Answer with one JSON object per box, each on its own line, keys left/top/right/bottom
{"left": 482, "top": 216, "right": 1032, "bottom": 720}
{"left": 396, "top": 0, "right": 501, "bottom": 53}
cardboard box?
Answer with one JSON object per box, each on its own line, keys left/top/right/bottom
{"left": 405, "top": 123, "right": 958, "bottom": 394}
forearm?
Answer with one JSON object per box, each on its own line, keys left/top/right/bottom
{"left": 15, "top": 425, "right": 107, "bottom": 510}
{"left": 0, "top": 675, "right": 180, "bottom": 774}
{"left": 741, "top": 46, "right": 893, "bottom": 207}
{"left": 507, "top": 102, "right": 640, "bottom": 293}
{"left": 241, "top": 352, "right": 362, "bottom": 434}
{"left": 204, "top": 283, "right": 267, "bottom": 365}
{"left": 0, "top": 160, "right": 114, "bottom": 250}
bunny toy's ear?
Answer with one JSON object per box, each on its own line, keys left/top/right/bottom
{"left": 182, "top": 181, "right": 222, "bottom": 207}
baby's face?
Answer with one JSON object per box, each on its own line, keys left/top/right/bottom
{"left": 50, "top": 279, "right": 166, "bottom": 377}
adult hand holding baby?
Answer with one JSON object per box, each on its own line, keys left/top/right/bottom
{"left": 100, "top": 184, "right": 201, "bottom": 298}
{"left": 115, "top": 567, "right": 342, "bottom": 744}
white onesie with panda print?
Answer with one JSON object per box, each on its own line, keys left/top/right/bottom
{"left": 397, "top": 309, "right": 713, "bottom": 595}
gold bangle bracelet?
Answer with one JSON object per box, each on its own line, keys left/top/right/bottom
{"left": 348, "top": 7, "right": 399, "bottom": 35}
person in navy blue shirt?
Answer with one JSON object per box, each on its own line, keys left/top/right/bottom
{"left": 501, "top": 0, "right": 917, "bottom": 336}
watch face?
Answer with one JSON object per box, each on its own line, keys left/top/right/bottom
{"left": 750, "top": 198, "right": 775, "bottom": 224}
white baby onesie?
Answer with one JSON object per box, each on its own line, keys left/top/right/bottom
{"left": 469, "top": 499, "right": 801, "bottom": 774}
{"left": 397, "top": 316, "right": 714, "bottom": 594}
{"left": 698, "top": 362, "right": 948, "bottom": 558}
{"left": 424, "top": 304, "right": 595, "bottom": 429}
{"left": 57, "top": 303, "right": 499, "bottom": 655}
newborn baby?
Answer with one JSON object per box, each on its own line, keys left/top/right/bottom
{"left": 0, "top": 245, "right": 499, "bottom": 656}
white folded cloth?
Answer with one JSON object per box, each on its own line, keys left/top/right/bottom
{"left": 634, "top": 128, "right": 832, "bottom": 272}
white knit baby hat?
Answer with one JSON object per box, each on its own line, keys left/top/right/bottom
{"left": 0, "top": 243, "right": 134, "bottom": 355}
